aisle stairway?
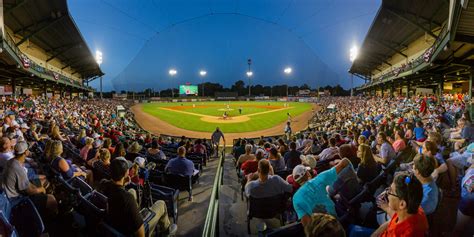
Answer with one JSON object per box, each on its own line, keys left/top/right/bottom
{"left": 218, "top": 154, "right": 282, "bottom": 237}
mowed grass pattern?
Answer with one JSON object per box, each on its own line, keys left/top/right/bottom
{"left": 141, "top": 101, "right": 312, "bottom": 133}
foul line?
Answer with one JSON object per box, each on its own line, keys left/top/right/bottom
{"left": 159, "top": 106, "right": 294, "bottom": 119}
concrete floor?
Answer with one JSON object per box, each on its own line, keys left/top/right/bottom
{"left": 175, "top": 157, "right": 218, "bottom": 237}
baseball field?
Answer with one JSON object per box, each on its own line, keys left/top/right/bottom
{"left": 138, "top": 101, "right": 313, "bottom": 133}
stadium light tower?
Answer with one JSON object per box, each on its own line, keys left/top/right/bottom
{"left": 95, "top": 50, "right": 103, "bottom": 99}
{"left": 247, "top": 59, "right": 252, "bottom": 97}
{"left": 199, "top": 70, "right": 207, "bottom": 97}
{"left": 284, "top": 67, "right": 292, "bottom": 97}
{"left": 169, "top": 69, "right": 177, "bottom": 97}
{"left": 349, "top": 46, "right": 358, "bottom": 97}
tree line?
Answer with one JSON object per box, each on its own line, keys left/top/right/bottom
{"left": 102, "top": 80, "right": 350, "bottom": 98}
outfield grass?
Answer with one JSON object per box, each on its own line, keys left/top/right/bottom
{"left": 141, "top": 101, "right": 312, "bottom": 133}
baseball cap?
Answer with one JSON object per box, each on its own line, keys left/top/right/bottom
{"left": 301, "top": 155, "right": 317, "bottom": 169}
{"left": 134, "top": 156, "right": 146, "bottom": 168}
{"left": 20, "top": 123, "right": 29, "bottom": 129}
{"left": 292, "top": 165, "right": 310, "bottom": 182}
{"left": 14, "top": 141, "right": 28, "bottom": 155}
{"left": 93, "top": 139, "right": 103, "bottom": 148}
{"left": 110, "top": 157, "right": 132, "bottom": 181}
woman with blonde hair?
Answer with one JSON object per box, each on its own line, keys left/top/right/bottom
{"left": 80, "top": 137, "right": 94, "bottom": 161}
{"left": 88, "top": 148, "right": 111, "bottom": 180}
{"left": 50, "top": 140, "right": 92, "bottom": 184}
{"left": 356, "top": 143, "right": 380, "bottom": 184}
{"left": 51, "top": 125, "right": 67, "bottom": 142}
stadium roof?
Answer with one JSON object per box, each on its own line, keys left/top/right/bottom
{"left": 3, "top": 0, "right": 103, "bottom": 79}
{"left": 349, "top": 0, "right": 449, "bottom": 78}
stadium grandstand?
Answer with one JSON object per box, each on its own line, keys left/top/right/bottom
{"left": 0, "top": 0, "right": 471, "bottom": 237}
{"left": 0, "top": 0, "right": 102, "bottom": 97}
{"left": 350, "top": 0, "right": 473, "bottom": 102}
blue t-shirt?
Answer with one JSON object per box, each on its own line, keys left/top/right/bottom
{"left": 421, "top": 181, "right": 439, "bottom": 215}
{"left": 361, "top": 130, "right": 371, "bottom": 139}
{"left": 414, "top": 127, "right": 426, "bottom": 140}
{"left": 293, "top": 167, "right": 338, "bottom": 218}
{"left": 165, "top": 156, "right": 195, "bottom": 176}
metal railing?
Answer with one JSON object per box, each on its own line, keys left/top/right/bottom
{"left": 358, "top": 22, "right": 450, "bottom": 90}
{"left": 202, "top": 143, "right": 225, "bottom": 237}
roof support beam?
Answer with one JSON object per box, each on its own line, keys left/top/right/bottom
{"left": 369, "top": 39, "right": 408, "bottom": 58}
{"left": 385, "top": 7, "right": 437, "bottom": 39}
{"left": 16, "top": 15, "right": 65, "bottom": 47}
{"left": 46, "top": 44, "right": 81, "bottom": 62}
{"left": 5, "top": 0, "right": 28, "bottom": 15}
{"left": 455, "top": 34, "right": 474, "bottom": 44}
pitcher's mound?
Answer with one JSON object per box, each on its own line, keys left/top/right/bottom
{"left": 200, "top": 115, "right": 250, "bottom": 123}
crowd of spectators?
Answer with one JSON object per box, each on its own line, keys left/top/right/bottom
{"left": 234, "top": 94, "right": 473, "bottom": 236}
{"left": 0, "top": 96, "right": 214, "bottom": 236}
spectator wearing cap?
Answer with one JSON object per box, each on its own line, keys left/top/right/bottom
{"left": 1, "top": 141, "right": 58, "bottom": 218}
{"left": 292, "top": 158, "right": 351, "bottom": 220}
{"left": 286, "top": 165, "right": 312, "bottom": 193}
{"left": 129, "top": 156, "right": 147, "bottom": 186}
{"left": 245, "top": 159, "right": 292, "bottom": 198}
{"left": 125, "top": 141, "right": 142, "bottom": 162}
{"left": 371, "top": 174, "right": 428, "bottom": 236}
{"left": 165, "top": 146, "right": 197, "bottom": 177}
{"left": 301, "top": 155, "right": 318, "bottom": 177}
{"left": 99, "top": 157, "right": 177, "bottom": 237}
{"left": 284, "top": 142, "right": 301, "bottom": 171}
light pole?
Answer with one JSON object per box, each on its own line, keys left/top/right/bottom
{"left": 199, "top": 70, "right": 207, "bottom": 97}
{"left": 247, "top": 59, "right": 252, "bottom": 97}
{"left": 169, "top": 69, "right": 177, "bottom": 98}
{"left": 284, "top": 67, "right": 292, "bottom": 97}
{"left": 95, "top": 50, "right": 103, "bottom": 99}
{"left": 349, "top": 46, "right": 358, "bottom": 97}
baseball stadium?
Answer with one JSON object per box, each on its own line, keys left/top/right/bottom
{"left": 0, "top": 0, "right": 472, "bottom": 237}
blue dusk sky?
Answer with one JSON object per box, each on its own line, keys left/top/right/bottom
{"left": 68, "top": 0, "right": 381, "bottom": 92}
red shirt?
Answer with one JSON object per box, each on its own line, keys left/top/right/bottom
{"left": 241, "top": 160, "right": 258, "bottom": 176}
{"left": 381, "top": 207, "right": 428, "bottom": 237}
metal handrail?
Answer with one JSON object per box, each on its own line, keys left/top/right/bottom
{"left": 202, "top": 143, "right": 225, "bottom": 237}
{"left": 358, "top": 22, "right": 450, "bottom": 89}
